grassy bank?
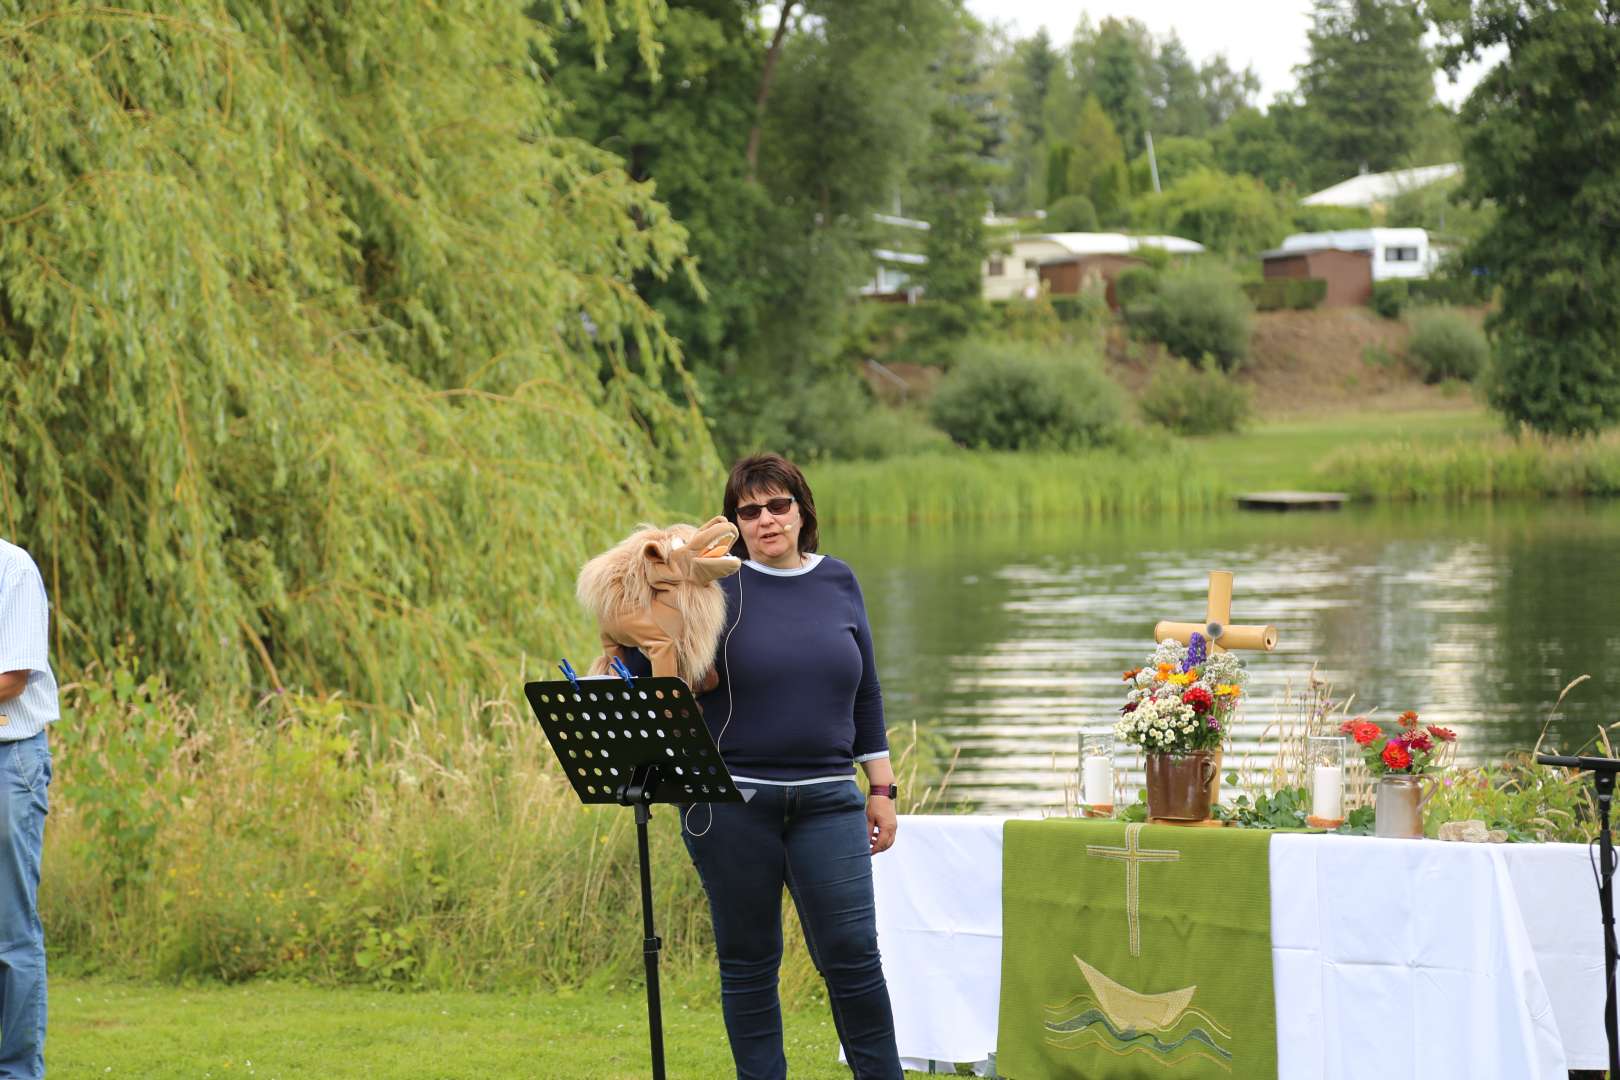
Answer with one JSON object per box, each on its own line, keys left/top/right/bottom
{"left": 810, "top": 446, "right": 1224, "bottom": 524}
{"left": 1318, "top": 428, "right": 1620, "bottom": 499}
{"left": 803, "top": 409, "right": 1620, "bottom": 518}
{"left": 1189, "top": 407, "right": 1502, "bottom": 494}
{"left": 50, "top": 977, "right": 907, "bottom": 1079}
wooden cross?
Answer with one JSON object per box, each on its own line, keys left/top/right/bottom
{"left": 1086, "top": 824, "right": 1181, "bottom": 957}
{"left": 1153, "top": 570, "right": 1278, "bottom": 655}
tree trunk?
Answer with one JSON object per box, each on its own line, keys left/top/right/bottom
{"left": 745, "top": 2, "right": 797, "bottom": 183}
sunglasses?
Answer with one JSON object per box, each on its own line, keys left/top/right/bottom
{"left": 734, "top": 496, "right": 796, "bottom": 521}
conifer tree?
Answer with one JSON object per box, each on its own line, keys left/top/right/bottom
{"left": 1297, "top": 0, "right": 1435, "bottom": 187}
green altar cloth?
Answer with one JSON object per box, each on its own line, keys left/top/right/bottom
{"left": 996, "top": 820, "right": 1275, "bottom": 1079}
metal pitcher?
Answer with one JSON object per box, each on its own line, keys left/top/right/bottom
{"left": 1374, "top": 774, "right": 1439, "bottom": 838}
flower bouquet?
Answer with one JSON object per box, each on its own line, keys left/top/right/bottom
{"left": 1115, "top": 633, "right": 1247, "bottom": 821}
{"left": 1339, "top": 711, "right": 1458, "bottom": 775}
{"left": 1339, "top": 711, "right": 1458, "bottom": 838}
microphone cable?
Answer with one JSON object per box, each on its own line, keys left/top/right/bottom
{"left": 685, "top": 566, "right": 742, "bottom": 838}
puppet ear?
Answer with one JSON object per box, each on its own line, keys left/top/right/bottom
{"left": 642, "top": 540, "right": 667, "bottom": 564}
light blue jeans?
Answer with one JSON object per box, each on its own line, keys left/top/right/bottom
{"left": 0, "top": 732, "right": 49, "bottom": 1079}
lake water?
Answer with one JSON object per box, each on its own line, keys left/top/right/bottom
{"left": 829, "top": 499, "right": 1620, "bottom": 813}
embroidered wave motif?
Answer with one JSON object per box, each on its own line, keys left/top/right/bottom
{"left": 1043, "top": 996, "right": 1234, "bottom": 1071}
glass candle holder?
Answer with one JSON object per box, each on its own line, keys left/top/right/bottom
{"left": 1080, "top": 732, "right": 1115, "bottom": 814}
{"left": 1307, "top": 735, "right": 1345, "bottom": 827}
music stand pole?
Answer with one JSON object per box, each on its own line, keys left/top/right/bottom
{"left": 1538, "top": 753, "right": 1619, "bottom": 1077}
{"left": 622, "top": 766, "right": 666, "bottom": 1080}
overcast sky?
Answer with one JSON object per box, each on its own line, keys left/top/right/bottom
{"left": 962, "top": 0, "right": 1495, "bottom": 109}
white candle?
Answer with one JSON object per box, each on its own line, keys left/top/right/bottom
{"left": 1083, "top": 756, "right": 1114, "bottom": 807}
{"left": 1312, "top": 764, "right": 1343, "bottom": 821}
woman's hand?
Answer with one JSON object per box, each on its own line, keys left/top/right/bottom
{"left": 866, "top": 794, "right": 897, "bottom": 855}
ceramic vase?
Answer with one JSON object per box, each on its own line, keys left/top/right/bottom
{"left": 1144, "top": 751, "right": 1217, "bottom": 822}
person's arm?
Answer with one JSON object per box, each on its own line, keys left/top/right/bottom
{"left": 861, "top": 754, "right": 898, "bottom": 855}
{"left": 0, "top": 670, "right": 26, "bottom": 703}
{"left": 0, "top": 563, "right": 47, "bottom": 705}
{"left": 847, "top": 569, "right": 895, "bottom": 854}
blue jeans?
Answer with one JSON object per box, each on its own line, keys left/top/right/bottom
{"left": 0, "top": 733, "right": 49, "bottom": 1080}
{"left": 682, "top": 780, "right": 901, "bottom": 1080}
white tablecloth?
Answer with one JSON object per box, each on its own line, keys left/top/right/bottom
{"left": 872, "top": 816, "right": 1606, "bottom": 1078}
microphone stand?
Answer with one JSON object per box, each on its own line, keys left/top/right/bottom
{"left": 1537, "top": 752, "right": 1618, "bottom": 1078}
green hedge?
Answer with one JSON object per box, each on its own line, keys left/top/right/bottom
{"left": 1242, "top": 278, "right": 1328, "bottom": 311}
{"left": 1373, "top": 276, "right": 1488, "bottom": 319}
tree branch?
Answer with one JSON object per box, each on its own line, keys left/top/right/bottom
{"left": 745, "top": 2, "right": 797, "bottom": 183}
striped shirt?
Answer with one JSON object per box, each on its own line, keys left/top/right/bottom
{"left": 0, "top": 539, "right": 60, "bottom": 739}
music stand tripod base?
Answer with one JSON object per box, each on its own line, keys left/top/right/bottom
{"left": 526, "top": 675, "right": 740, "bottom": 1080}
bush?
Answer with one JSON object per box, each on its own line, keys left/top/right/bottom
{"left": 1046, "top": 289, "right": 1109, "bottom": 326}
{"left": 753, "top": 373, "right": 952, "bottom": 461}
{"left": 838, "top": 300, "right": 962, "bottom": 367}
{"left": 1137, "top": 357, "right": 1252, "bottom": 435}
{"left": 1371, "top": 279, "right": 1410, "bottom": 319}
{"left": 929, "top": 341, "right": 1125, "bottom": 451}
{"left": 1130, "top": 266, "right": 1253, "bottom": 371}
{"left": 1407, "top": 275, "right": 1489, "bottom": 306}
{"left": 1113, "top": 265, "right": 1161, "bottom": 314}
{"left": 1129, "top": 168, "right": 1289, "bottom": 255}
{"left": 1045, "top": 193, "right": 1098, "bottom": 232}
{"left": 1243, "top": 278, "right": 1327, "bottom": 311}
{"left": 1405, "top": 307, "right": 1489, "bottom": 384}
{"left": 1291, "top": 204, "right": 1373, "bottom": 232}
{"left": 988, "top": 296, "right": 1064, "bottom": 344}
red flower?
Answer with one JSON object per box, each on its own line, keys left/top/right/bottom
{"left": 1340, "top": 718, "right": 1381, "bottom": 746}
{"left": 1382, "top": 741, "right": 1413, "bottom": 770}
{"left": 1182, "top": 687, "right": 1214, "bottom": 715}
{"left": 1407, "top": 732, "right": 1434, "bottom": 753}
{"left": 1398, "top": 710, "right": 1420, "bottom": 729}
{"left": 1122, "top": 668, "right": 1142, "bottom": 683}
{"left": 1120, "top": 701, "right": 1138, "bottom": 714}
{"left": 1427, "top": 724, "right": 1457, "bottom": 743}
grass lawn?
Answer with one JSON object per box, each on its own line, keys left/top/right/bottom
{"left": 50, "top": 977, "right": 961, "bottom": 1079}
{"left": 1193, "top": 405, "right": 1501, "bottom": 494}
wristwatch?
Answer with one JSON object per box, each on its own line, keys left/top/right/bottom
{"left": 870, "top": 783, "right": 899, "bottom": 799}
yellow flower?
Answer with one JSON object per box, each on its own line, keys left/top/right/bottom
{"left": 1168, "top": 672, "right": 1196, "bottom": 686}
{"left": 1215, "top": 683, "right": 1241, "bottom": 697}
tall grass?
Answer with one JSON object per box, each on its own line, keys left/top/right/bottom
{"left": 809, "top": 448, "right": 1224, "bottom": 525}
{"left": 1319, "top": 430, "right": 1620, "bottom": 499}
{"left": 44, "top": 666, "right": 950, "bottom": 998}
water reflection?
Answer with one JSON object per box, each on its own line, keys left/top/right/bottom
{"left": 830, "top": 500, "right": 1620, "bottom": 813}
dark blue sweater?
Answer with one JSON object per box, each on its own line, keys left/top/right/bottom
{"left": 626, "top": 555, "right": 887, "bottom": 782}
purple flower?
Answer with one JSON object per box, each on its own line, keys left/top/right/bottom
{"left": 1206, "top": 718, "right": 1221, "bottom": 731}
{"left": 1183, "top": 633, "right": 1207, "bottom": 672}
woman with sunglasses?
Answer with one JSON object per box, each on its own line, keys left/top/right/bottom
{"left": 682, "top": 451, "right": 902, "bottom": 1080}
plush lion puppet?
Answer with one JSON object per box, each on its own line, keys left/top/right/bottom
{"left": 575, "top": 516, "right": 741, "bottom": 689}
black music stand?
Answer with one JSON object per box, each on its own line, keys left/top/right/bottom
{"left": 1537, "top": 752, "right": 1618, "bottom": 1078}
{"left": 525, "top": 672, "right": 741, "bottom": 1080}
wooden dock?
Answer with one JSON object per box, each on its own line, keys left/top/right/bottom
{"left": 1234, "top": 490, "right": 1349, "bottom": 511}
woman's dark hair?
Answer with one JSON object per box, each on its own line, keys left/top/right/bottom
{"left": 722, "top": 453, "right": 819, "bottom": 559}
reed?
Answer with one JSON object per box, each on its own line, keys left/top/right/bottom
{"left": 809, "top": 448, "right": 1225, "bottom": 526}
{"left": 44, "top": 668, "right": 952, "bottom": 998}
{"left": 1318, "top": 429, "right": 1620, "bottom": 500}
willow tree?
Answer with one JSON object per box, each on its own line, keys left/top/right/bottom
{"left": 0, "top": 1, "right": 719, "bottom": 707}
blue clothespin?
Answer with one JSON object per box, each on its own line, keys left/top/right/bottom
{"left": 558, "top": 658, "right": 582, "bottom": 693}
{"left": 609, "top": 656, "right": 635, "bottom": 689}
